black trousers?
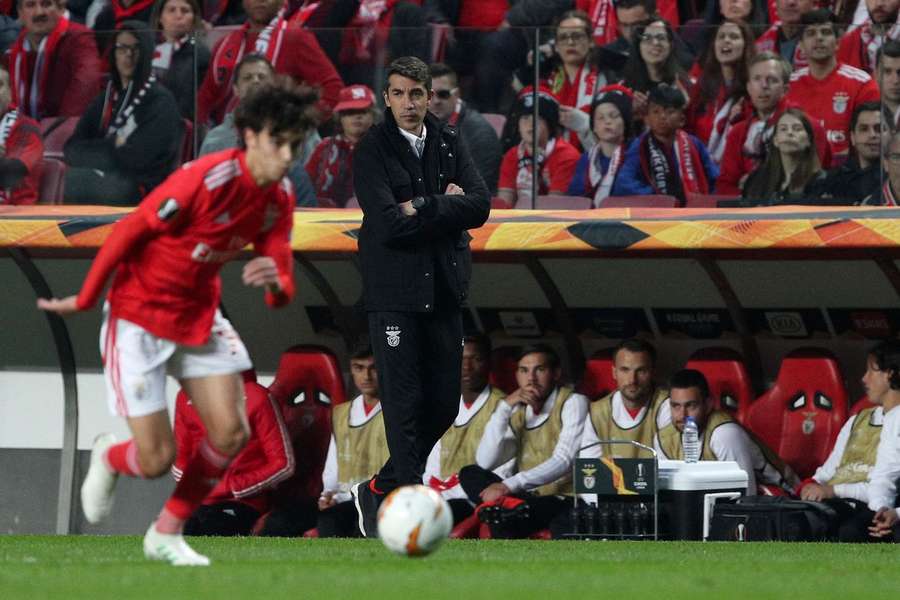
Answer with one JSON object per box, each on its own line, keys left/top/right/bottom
{"left": 317, "top": 500, "right": 364, "bottom": 538}
{"left": 367, "top": 305, "right": 463, "bottom": 493}
{"left": 255, "top": 498, "right": 319, "bottom": 537}
{"left": 826, "top": 499, "right": 900, "bottom": 543}
{"left": 182, "top": 501, "right": 261, "bottom": 537}
{"left": 458, "top": 464, "right": 569, "bottom": 538}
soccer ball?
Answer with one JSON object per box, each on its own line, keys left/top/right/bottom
{"left": 377, "top": 484, "right": 453, "bottom": 557}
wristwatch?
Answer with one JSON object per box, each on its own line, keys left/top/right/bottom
{"left": 411, "top": 196, "right": 427, "bottom": 210}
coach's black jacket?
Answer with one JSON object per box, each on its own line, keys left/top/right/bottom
{"left": 354, "top": 109, "right": 490, "bottom": 312}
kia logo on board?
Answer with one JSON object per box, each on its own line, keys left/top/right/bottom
{"left": 765, "top": 312, "right": 807, "bottom": 337}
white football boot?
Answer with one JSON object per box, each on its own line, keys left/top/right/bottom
{"left": 143, "top": 522, "right": 211, "bottom": 567}
{"left": 81, "top": 433, "right": 119, "bottom": 524}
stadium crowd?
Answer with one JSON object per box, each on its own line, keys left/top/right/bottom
{"left": 3, "top": 0, "right": 900, "bottom": 207}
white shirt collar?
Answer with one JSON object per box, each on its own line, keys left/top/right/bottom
{"left": 398, "top": 123, "right": 427, "bottom": 156}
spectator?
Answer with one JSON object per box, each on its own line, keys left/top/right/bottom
{"left": 7, "top": 0, "right": 104, "bottom": 119}
{"left": 797, "top": 342, "right": 894, "bottom": 542}
{"left": 428, "top": 62, "right": 503, "bottom": 193}
{"left": 199, "top": 54, "right": 318, "bottom": 207}
{"left": 806, "top": 102, "right": 884, "bottom": 204}
{"left": 612, "top": 83, "right": 718, "bottom": 204}
{"left": 655, "top": 369, "right": 799, "bottom": 495}
{"left": 591, "top": 0, "right": 656, "bottom": 77}
{"left": 94, "top": 0, "right": 155, "bottom": 54}
{"left": 458, "top": 344, "right": 589, "bottom": 539}
{"left": 173, "top": 372, "right": 294, "bottom": 537}
{"left": 496, "top": 87, "right": 581, "bottom": 207}
{"left": 317, "top": 344, "right": 389, "bottom": 538}
{"left": 837, "top": 0, "right": 900, "bottom": 74}
{"left": 197, "top": 0, "right": 343, "bottom": 126}
{"left": 877, "top": 40, "right": 900, "bottom": 129}
{"left": 63, "top": 21, "right": 182, "bottom": 205}
{"left": 879, "top": 129, "right": 900, "bottom": 204}
{"left": 149, "top": 0, "right": 210, "bottom": 122}
{"left": 423, "top": 334, "right": 509, "bottom": 524}
{"left": 567, "top": 84, "right": 635, "bottom": 206}
{"left": 742, "top": 108, "right": 820, "bottom": 203}
{"left": 578, "top": 0, "right": 680, "bottom": 42}
{"left": 0, "top": 65, "right": 43, "bottom": 205}
{"left": 622, "top": 17, "right": 691, "bottom": 121}
{"left": 519, "top": 10, "right": 608, "bottom": 151}
{"left": 702, "top": 0, "right": 770, "bottom": 40}
{"left": 786, "top": 9, "right": 880, "bottom": 161}
{"left": 685, "top": 20, "right": 755, "bottom": 164}
{"left": 755, "top": 0, "right": 814, "bottom": 68}
{"left": 305, "top": 84, "right": 376, "bottom": 207}
{"left": 580, "top": 338, "right": 670, "bottom": 461}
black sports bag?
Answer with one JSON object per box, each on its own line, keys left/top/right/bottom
{"left": 708, "top": 496, "right": 837, "bottom": 541}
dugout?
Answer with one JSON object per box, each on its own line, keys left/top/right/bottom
{"left": 2, "top": 204, "right": 899, "bottom": 534}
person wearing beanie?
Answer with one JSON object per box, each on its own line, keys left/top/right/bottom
{"left": 612, "top": 83, "right": 719, "bottom": 205}
{"left": 567, "top": 84, "right": 636, "bottom": 206}
{"left": 497, "top": 86, "right": 581, "bottom": 208}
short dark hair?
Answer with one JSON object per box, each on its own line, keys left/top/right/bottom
{"left": 429, "top": 62, "right": 457, "bottom": 87}
{"left": 517, "top": 344, "right": 560, "bottom": 369}
{"left": 669, "top": 369, "right": 710, "bottom": 400}
{"left": 464, "top": 333, "right": 492, "bottom": 361}
{"left": 851, "top": 101, "right": 882, "bottom": 132}
{"left": 877, "top": 39, "right": 900, "bottom": 67}
{"left": 350, "top": 341, "right": 373, "bottom": 361}
{"left": 615, "top": 0, "right": 656, "bottom": 12}
{"left": 869, "top": 340, "right": 900, "bottom": 390}
{"left": 799, "top": 9, "right": 838, "bottom": 36}
{"left": 613, "top": 338, "right": 657, "bottom": 365}
{"left": 648, "top": 83, "right": 686, "bottom": 110}
{"left": 234, "top": 53, "right": 275, "bottom": 83}
{"left": 386, "top": 56, "right": 431, "bottom": 91}
{"left": 233, "top": 79, "right": 319, "bottom": 141}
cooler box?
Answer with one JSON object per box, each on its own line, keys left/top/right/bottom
{"left": 658, "top": 460, "right": 748, "bottom": 540}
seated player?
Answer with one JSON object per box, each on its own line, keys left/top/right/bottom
{"left": 611, "top": 83, "right": 719, "bottom": 205}
{"left": 580, "top": 338, "right": 671, "bottom": 461}
{"left": 423, "top": 334, "right": 509, "bottom": 524}
{"left": 174, "top": 371, "right": 294, "bottom": 536}
{"left": 458, "top": 344, "right": 589, "bottom": 538}
{"left": 317, "top": 343, "right": 389, "bottom": 538}
{"left": 655, "top": 369, "right": 799, "bottom": 495}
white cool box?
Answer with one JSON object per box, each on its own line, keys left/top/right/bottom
{"left": 657, "top": 460, "right": 749, "bottom": 540}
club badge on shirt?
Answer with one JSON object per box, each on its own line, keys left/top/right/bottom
{"left": 385, "top": 326, "right": 401, "bottom": 347}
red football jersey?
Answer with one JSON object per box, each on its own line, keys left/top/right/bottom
{"left": 785, "top": 63, "right": 880, "bottom": 158}
{"left": 76, "top": 148, "right": 296, "bottom": 345}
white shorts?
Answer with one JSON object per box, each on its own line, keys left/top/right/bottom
{"left": 99, "top": 304, "right": 253, "bottom": 418}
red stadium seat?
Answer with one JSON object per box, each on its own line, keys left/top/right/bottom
{"left": 482, "top": 113, "right": 506, "bottom": 138}
{"left": 37, "top": 158, "right": 66, "bottom": 205}
{"left": 600, "top": 195, "right": 679, "bottom": 208}
{"left": 40, "top": 116, "right": 79, "bottom": 159}
{"left": 851, "top": 395, "right": 875, "bottom": 415}
{"left": 685, "top": 193, "right": 739, "bottom": 208}
{"left": 684, "top": 347, "right": 755, "bottom": 423}
{"left": 490, "top": 346, "right": 520, "bottom": 395}
{"left": 578, "top": 348, "right": 616, "bottom": 400}
{"left": 745, "top": 348, "right": 849, "bottom": 479}
{"left": 266, "top": 346, "right": 346, "bottom": 511}
{"left": 515, "top": 195, "right": 591, "bottom": 210}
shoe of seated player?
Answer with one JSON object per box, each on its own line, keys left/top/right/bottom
{"left": 81, "top": 433, "right": 120, "bottom": 524}
{"left": 351, "top": 479, "right": 381, "bottom": 538}
{"left": 143, "top": 522, "right": 211, "bottom": 567}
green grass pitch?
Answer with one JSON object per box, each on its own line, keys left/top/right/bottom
{"left": 2, "top": 536, "right": 899, "bottom": 599}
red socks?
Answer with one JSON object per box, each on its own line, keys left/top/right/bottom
{"left": 104, "top": 440, "right": 143, "bottom": 477}
{"left": 157, "top": 439, "right": 232, "bottom": 534}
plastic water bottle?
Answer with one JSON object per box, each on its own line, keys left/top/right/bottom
{"left": 683, "top": 416, "right": 700, "bottom": 463}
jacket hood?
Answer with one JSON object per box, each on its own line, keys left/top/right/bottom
{"left": 110, "top": 20, "right": 155, "bottom": 89}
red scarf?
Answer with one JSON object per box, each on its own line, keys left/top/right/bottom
{"left": 9, "top": 17, "right": 70, "bottom": 118}
{"left": 288, "top": 0, "right": 320, "bottom": 26}
{"left": 211, "top": 7, "right": 288, "bottom": 86}
{"left": 339, "top": 0, "right": 398, "bottom": 64}
{"left": 755, "top": 22, "right": 807, "bottom": 69}
{"left": 0, "top": 107, "right": 19, "bottom": 204}
{"left": 639, "top": 131, "right": 709, "bottom": 199}
{"left": 311, "top": 135, "right": 355, "bottom": 206}
{"left": 112, "top": 0, "right": 155, "bottom": 24}
{"left": 883, "top": 180, "right": 899, "bottom": 206}
{"left": 580, "top": 0, "right": 617, "bottom": 46}
{"left": 515, "top": 138, "right": 556, "bottom": 202}
{"left": 588, "top": 143, "right": 625, "bottom": 207}
{"left": 447, "top": 98, "right": 463, "bottom": 126}
{"left": 843, "top": 19, "right": 900, "bottom": 72}
{"left": 547, "top": 64, "right": 603, "bottom": 146}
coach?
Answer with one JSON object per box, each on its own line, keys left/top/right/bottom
{"left": 350, "top": 56, "right": 490, "bottom": 536}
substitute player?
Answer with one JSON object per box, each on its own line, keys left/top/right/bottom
{"left": 37, "top": 82, "right": 315, "bottom": 566}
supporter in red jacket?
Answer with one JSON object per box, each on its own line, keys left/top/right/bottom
{"left": 197, "top": 0, "right": 343, "bottom": 126}
{"left": 0, "top": 65, "right": 42, "bottom": 205}
{"left": 718, "top": 51, "right": 831, "bottom": 195}
{"left": 837, "top": 0, "right": 900, "bottom": 74}
{"left": 785, "top": 9, "right": 880, "bottom": 161}
{"left": 174, "top": 372, "right": 295, "bottom": 537}
{"left": 6, "top": 0, "right": 104, "bottom": 119}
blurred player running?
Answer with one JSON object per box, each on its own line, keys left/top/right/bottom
{"left": 37, "top": 82, "right": 315, "bottom": 566}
